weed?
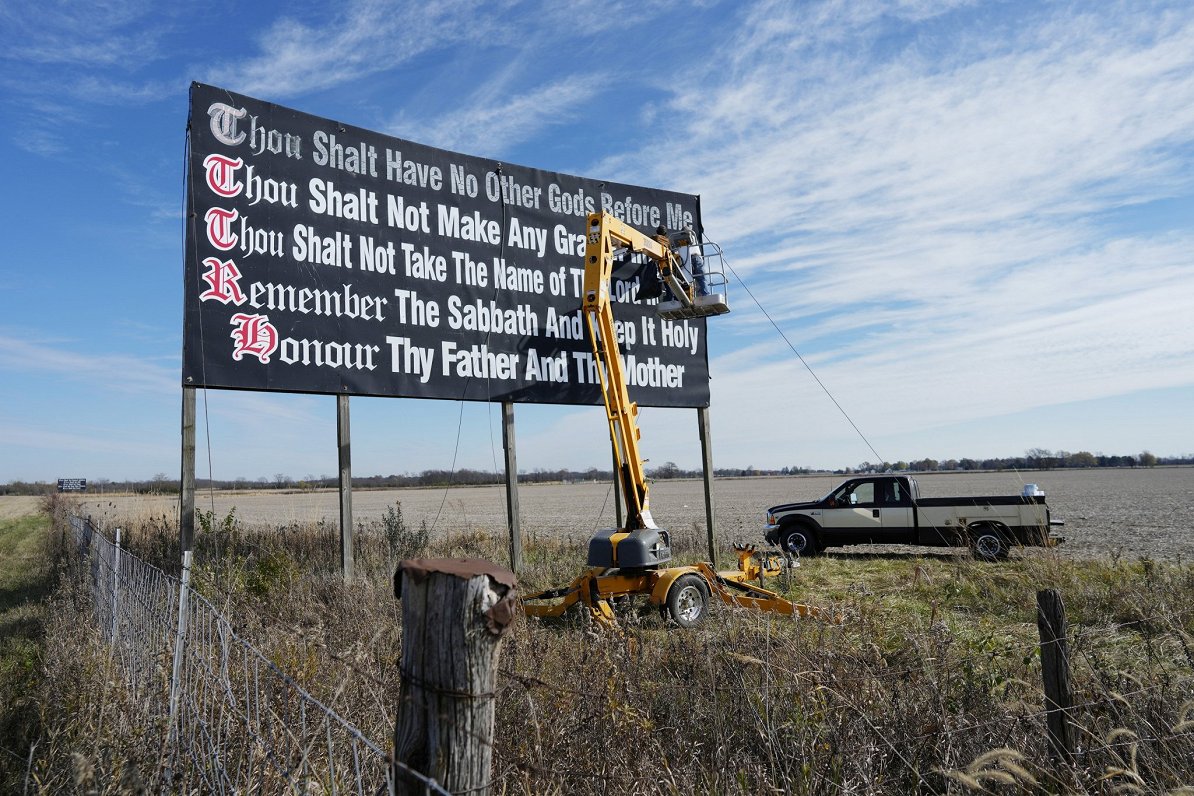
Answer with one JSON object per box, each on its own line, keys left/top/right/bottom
{"left": 381, "top": 501, "right": 429, "bottom": 562}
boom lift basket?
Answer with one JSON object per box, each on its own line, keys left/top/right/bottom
{"left": 657, "top": 238, "right": 730, "bottom": 320}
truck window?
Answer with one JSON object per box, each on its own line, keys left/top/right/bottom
{"left": 884, "top": 480, "right": 906, "bottom": 505}
{"left": 835, "top": 480, "right": 875, "bottom": 506}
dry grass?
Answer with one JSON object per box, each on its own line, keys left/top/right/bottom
{"left": 0, "top": 501, "right": 56, "bottom": 793}
{"left": 20, "top": 498, "right": 1194, "bottom": 794}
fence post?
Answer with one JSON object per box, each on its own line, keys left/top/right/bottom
{"left": 392, "top": 559, "right": 517, "bottom": 796}
{"left": 1037, "top": 588, "right": 1075, "bottom": 774}
{"left": 501, "top": 402, "right": 522, "bottom": 574}
{"left": 337, "top": 393, "right": 354, "bottom": 580}
{"left": 111, "top": 527, "right": 122, "bottom": 643}
{"left": 168, "top": 550, "right": 194, "bottom": 748}
{"left": 180, "top": 386, "right": 196, "bottom": 552}
{"left": 697, "top": 406, "right": 717, "bottom": 566}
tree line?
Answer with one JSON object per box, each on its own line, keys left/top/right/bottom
{"left": 2, "top": 449, "right": 1187, "bottom": 496}
{"left": 846, "top": 448, "right": 1175, "bottom": 474}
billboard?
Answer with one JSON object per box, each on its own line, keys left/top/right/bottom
{"left": 184, "top": 83, "right": 710, "bottom": 407}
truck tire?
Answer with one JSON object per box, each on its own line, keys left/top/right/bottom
{"left": 666, "top": 573, "right": 710, "bottom": 627}
{"left": 970, "top": 525, "right": 1010, "bottom": 561}
{"left": 782, "top": 525, "right": 821, "bottom": 557}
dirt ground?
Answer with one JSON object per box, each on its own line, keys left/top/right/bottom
{"left": 35, "top": 466, "right": 1192, "bottom": 561}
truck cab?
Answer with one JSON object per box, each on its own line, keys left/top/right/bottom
{"left": 767, "top": 475, "right": 920, "bottom": 550}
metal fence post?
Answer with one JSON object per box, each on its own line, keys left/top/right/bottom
{"left": 111, "top": 527, "right": 122, "bottom": 643}
{"left": 168, "top": 550, "right": 194, "bottom": 747}
{"left": 67, "top": 515, "right": 446, "bottom": 792}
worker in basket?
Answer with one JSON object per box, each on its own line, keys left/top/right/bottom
{"left": 637, "top": 224, "right": 706, "bottom": 301}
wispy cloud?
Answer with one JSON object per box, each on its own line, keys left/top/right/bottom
{"left": 0, "top": 334, "right": 177, "bottom": 395}
{"left": 387, "top": 73, "right": 601, "bottom": 156}
{"left": 0, "top": 422, "right": 172, "bottom": 460}
{"left": 0, "top": 0, "right": 164, "bottom": 68}
{"left": 579, "top": 1, "right": 1194, "bottom": 460}
{"left": 203, "top": 0, "right": 511, "bottom": 99}
{"left": 205, "top": 0, "right": 673, "bottom": 153}
{"left": 644, "top": 5, "right": 1194, "bottom": 244}
{"left": 0, "top": 0, "right": 176, "bottom": 157}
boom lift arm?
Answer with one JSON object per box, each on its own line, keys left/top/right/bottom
{"left": 581, "top": 213, "right": 730, "bottom": 533}
{"left": 580, "top": 213, "right": 677, "bottom": 534}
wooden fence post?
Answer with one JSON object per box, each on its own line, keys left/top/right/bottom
{"left": 1037, "top": 588, "right": 1075, "bottom": 773}
{"left": 336, "top": 394, "right": 354, "bottom": 580}
{"left": 501, "top": 402, "right": 522, "bottom": 574}
{"left": 393, "top": 559, "right": 518, "bottom": 796}
{"left": 180, "top": 386, "right": 195, "bottom": 552}
{"left": 697, "top": 406, "right": 717, "bottom": 566}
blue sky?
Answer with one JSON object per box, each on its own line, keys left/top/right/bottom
{"left": 2, "top": 0, "right": 1193, "bottom": 483}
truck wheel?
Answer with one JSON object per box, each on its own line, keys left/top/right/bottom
{"left": 971, "top": 527, "right": 1009, "bottom": 561}
{"left": 782, "top": 527, "right": 820, "bottom": 557}
{"left": 666, "top": 574, "right": 710, "bottom": 627}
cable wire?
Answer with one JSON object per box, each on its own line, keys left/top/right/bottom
{"left": 720, "top": 253, "right": 886, "bottom": 464}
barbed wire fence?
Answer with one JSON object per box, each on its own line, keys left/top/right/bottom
{"left": 487, "top": 581, "right": 1194, "bottom": 793}
{"left": 69, "top": 515, "right": 450, "bottom": 796}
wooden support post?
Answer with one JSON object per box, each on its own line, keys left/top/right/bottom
{"left": 501, "top": 402, "right": 521, "bottom": 573}
{"left": 698, "top": 406, "right": 717, "bottom": 566}
{"left": 1037, "top": 588, "right": 1076, "bottom": 772}
{"left": 393, "top": 559, "right": 517, "bottom": 796}
{"left": 180, "top": 386, "right": 196, "bottom": 553}
{"left": 337, "top": 394, "right": 354, "bottom": 580}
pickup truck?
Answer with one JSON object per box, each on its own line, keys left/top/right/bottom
{"left": 763, "top": 475, "right": 1064, "bottom": 560}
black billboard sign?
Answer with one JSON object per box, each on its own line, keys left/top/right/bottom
{"left": 57, "top": 479, "right": 87, "bottom": 492}
{"left": 184, "top": 83, "right": 710, "bottom": 407}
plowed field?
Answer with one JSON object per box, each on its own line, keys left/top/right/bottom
{"left": 50, "top": 467, "right": 1193, "bottom": 560}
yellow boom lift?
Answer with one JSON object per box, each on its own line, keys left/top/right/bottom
{"left": 522, "top": 212, "right": 827, "bottom": 627}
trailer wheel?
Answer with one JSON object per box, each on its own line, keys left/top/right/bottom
{"left": 782, "top": 526, "right": 820, "bottom": 557}
{"left": 970, "top": 526, "right": 1010, "bottom": 561}
{"left": 666, "top": 574, "right": 710, "bottom": 627}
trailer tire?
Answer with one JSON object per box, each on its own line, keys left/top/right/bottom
{"left": 782, "top": 525, "right": 821, "bottom": 557}
{"left": 666, "top": 574, "right": 710, "bottom": 627}
{"left": 970, "top": 525, "right": 1010, "bottom": 561}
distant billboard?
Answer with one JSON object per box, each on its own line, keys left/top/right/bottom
{"left": 183, "top": 83, "right": 710, "bottom": 407}
{"left": 57, "top": 478, "right": 87, "bottom": 492}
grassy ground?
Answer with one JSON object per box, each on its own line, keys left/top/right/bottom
{"left": 0, "top": 504, "right": 53, "bottom": 791}
{"left": 21, "top": 506, "right": 1194, "bottom": 793}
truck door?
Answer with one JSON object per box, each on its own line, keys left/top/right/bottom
{"left": 822, "top": 479, "right": 883, "bottom": 544}
{"left": 878, "top": 478, "right": 916, "bottom": 543}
